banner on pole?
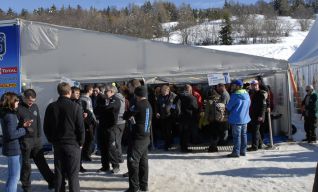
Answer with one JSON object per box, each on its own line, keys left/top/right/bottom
{"left": 0, "top": 24, "right": 21, "bottom": 97}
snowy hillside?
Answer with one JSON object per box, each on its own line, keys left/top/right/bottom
{"left": 158, "top": 16, "right": 315, "bottom": 60}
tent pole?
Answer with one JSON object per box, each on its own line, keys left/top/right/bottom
{"left": 286, "top": 69, "right": 293, "bottom": 141}
{"left": 267, "top": 108, "right": 274, "bottom": 147}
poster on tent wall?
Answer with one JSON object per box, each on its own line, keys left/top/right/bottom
{"left": 0, "top": 24, "right": 21, "bottom": 97}
{"left": 207, "top": 73, "right": 231, "bottom": 86}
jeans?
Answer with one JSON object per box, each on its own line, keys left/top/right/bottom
{"left": 6, "top": 155, "right": 21, "bottom": 192}
{"left": 231, "top": 124, "right": 247, "bottom": 156}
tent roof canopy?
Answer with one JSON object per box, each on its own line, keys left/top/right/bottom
{"left": 289, "top": 17, "right": 318, "bottom": 67}
{"left": 3, "top": 19, "right": 288, "bottom": 83}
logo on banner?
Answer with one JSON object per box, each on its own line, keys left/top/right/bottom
{"left": 0, "top": 67, "right": 18, "bottom": 75}
{"left": 0, "top": 32, "right": 6, "bottom": 61}
{"left": 0, "top": 83, "right": 17, "bottom": 88}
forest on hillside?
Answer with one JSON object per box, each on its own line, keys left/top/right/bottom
{"left": 0, "top": 0, "right": 316, "bottom": 45}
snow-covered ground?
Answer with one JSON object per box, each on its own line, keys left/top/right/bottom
{"left": 200, "top": 30, "right": 309, "bottom": 60}
{"left": 159, "top": 16, "right": 314, "bottom": 60}
{"left": 0, "top": 142, "right": 317, "bottom": 192}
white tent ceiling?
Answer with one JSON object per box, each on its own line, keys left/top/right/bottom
{"left": 15, "top": 19, "right": 288, "bottom": 83}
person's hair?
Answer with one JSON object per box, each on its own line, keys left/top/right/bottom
{"left": 57, "top": 82, "right": 71, "bottom": 96}
{"left": 2, "top": 92, "right": 19, "bottom": 110}
{"left": 105, "top": 84, "right": 118, "bottom": 94}
{"left": 71, "top": 86, "right": 81, "bottom": 93}
{"left": 306, "top": 85, "right": 314, "bottom": 91}
{"left": 128, "top": 79, "right": 141, "bottom": 88}
{"left": 83, "top": 84, "right": 94, "bottom": 93}
{"left": 161, "top": 85, "right": 170, "bottom": 92}
{"left": 23, "top": 89, "right": 36, "bottom": 98}
{"left": 184, "top": 84, "right": 192, "bottom": 93}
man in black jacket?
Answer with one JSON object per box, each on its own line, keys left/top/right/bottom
{"left": 179, "top": 84, "right": 198, "bottom": 152}
{"left": 97, "top": 84, "right": 122, "bottom": 173}
{"left": 17, "top": 89, "right": 55, "bottom": 192}
{"left": 44, "top": 82, "right": 85, "bottom": 192}
{"left": 248, "top": 80, "right": 267, "bottom": 151}
{"left": 124, "top": 86, "right": 152, "bottom": 192}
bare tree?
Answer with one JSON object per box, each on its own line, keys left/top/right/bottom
{"left": 298, "top": 19, "right": 312, "bottom": 31}
{"left": 177, "top": 4, "right": 196, "bottom": 44}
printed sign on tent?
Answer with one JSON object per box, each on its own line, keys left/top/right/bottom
{"left": 207, "top": 73, "right": 231, "bottom": 86}
{"left": 0, "top": 24, "right": 21, "bottom": 97}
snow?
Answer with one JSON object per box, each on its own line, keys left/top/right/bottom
{"left": 200, "top": 30, "right": 308, "bottom": 60}
{"left": 159, "top": 16, "right": 314, "bottom": 60}
{"left": 0, "top": 142, "right": 317, "bottom": 191}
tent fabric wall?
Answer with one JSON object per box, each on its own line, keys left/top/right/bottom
{"left": 18, "top": 19, "right": 288, "bottom": 83}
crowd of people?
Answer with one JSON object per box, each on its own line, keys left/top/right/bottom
{"left": 0, "top": 77, "right": 316, "bottom": 192}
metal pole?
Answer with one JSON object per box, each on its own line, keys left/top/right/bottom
{"left": 267, "top": 108, "right": 274, "bottom": 147}
{"left": 286, "top": 69, "right": 293, "bottom": 141}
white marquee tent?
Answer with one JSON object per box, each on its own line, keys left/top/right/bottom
{"left": 288, "top": 17, "right": 318, "bottom": 96}
{"left": 0, "top": 19, "right": 292, "bottom": 139}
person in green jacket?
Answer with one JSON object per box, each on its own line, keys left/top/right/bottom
{"left": 301, "top": 85, "right": 318, "bottom": 143}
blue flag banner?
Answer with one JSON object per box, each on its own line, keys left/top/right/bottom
{"left": 0, "top": 24, "right": 21, "bottom": 97}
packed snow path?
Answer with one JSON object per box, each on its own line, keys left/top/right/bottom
{"left": 0, "top": 142, "right": 316, "bottom": 192}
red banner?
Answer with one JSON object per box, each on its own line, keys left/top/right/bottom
{"left": 0, "top": 67, "right": 18, "bottom": 75}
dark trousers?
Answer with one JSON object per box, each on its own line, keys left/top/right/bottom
{"left": 251, "top": 120, "right": 263, "bottom": 149}
{"left": 116, "top": 124, "right": 125, "bottom": 162}
{"left": 53, "top": 144, "right": 81, "bottom": 192}
{"left": 180, "top": 118, "right": 194, "bottom": 151}
{"left": 127, "top": 139, "right": 149, "bottom": 192}
{"left": 100, "top": 126, "right": 121, "bottom": 169}
{"left": 304, "top": 116, "right": 317, "bottom": 141}
{"left": 20, "top": 138, "right": 54, "bottom": 191}
{"left": 160, "top": 118, "right": 174, "bottom": 149}
{"left": 210, "top": 121, "right": 228, "bottom": 148}
{"left": 82, "top": 124, "right": 95, "bottom": 159}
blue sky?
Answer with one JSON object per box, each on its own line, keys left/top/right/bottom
{"left": 0, "top": 0, "right": 267, "bottom": 12}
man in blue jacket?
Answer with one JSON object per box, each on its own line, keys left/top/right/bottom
{"left": 226, "top": 80, "right": 251, "bottom": 158}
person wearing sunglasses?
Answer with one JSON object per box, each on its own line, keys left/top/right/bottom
{"left": 301, "top": 85, "right": 318, "bottom": 143}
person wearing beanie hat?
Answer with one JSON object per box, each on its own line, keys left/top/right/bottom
{"left": 124, "top": 85, "right": 152, "bottom": 192}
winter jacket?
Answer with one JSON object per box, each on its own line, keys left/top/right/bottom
{"left": 0, "top": 108, "right": 26, "bottom": 156}
{"left": 249, "top": 90, "right": 267, "bottom": 121}
{"left": 80, "top": 94, "right": 97, "bottom": 124}
{"left": 179, "top": 92, "right": 198, "bottom": 120}
{"left": 123, "top": 99, "right": 152, "bottom": 141}
{"left": 97, "top": 95, "right": 121, "bottom": 129}
{"left": 17, "top": 102, "right": 41, "bottom": 139}
{"left": 156, "top": 92, "right": 178, "bottom": 119}
{"left": 302, "top": 91, "right": 318, "bottom": 118}
{"left": 43, "top": 96, "right": 85, "bottom": 146}
{"left": 115, "top": 93, "right": 126, "bottom": 125}
{"left": 226, "top": 89, "right": 251, "bottom": 124}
